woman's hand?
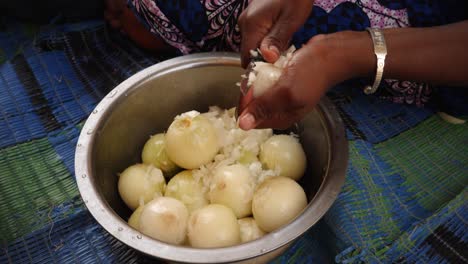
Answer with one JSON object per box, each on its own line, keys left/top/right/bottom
{"left": 238, "top": 32, "right": 375, "bottom": 130}
{"left": 238, "top": 0, "right": 313, "bottom": 67}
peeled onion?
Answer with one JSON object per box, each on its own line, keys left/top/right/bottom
{"left": 128, "top": 205, "right": 144, "bottom": 230}
{"left": 252, "top": 176, "right": 307, "bottom": 232}
{"left": 238, "top": 217, "right": 266, "bottom": 243}
{"left": 141, "top": 133, "right": 179, "bottom": 176}
{"left": 118, "top": 164, "right": 166, "bottom": 210}
{"left": 165, "top": 170, "right": 208, "bottom": 213}
{"left": 188, "top": 204, "right": 240, "bottom": 248}
{"left": 250, "top": 62, "right": 282, "bottom": 97}
{"left": 166, "top": 111, "right": 220, "bottom": 169}
{"left": 246, "top": 46, "right": 296, "bottom": 97}
{"left": 139, "top": 197, "right": 189, "bottom": 245}
{"left": 209, "top": 164, "right": 254, "bottom": 218}
{"left": 259, "top": 135, "right": 307, "bottom": 181}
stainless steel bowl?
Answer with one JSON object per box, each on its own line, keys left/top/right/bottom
{"left": 75, "top": 53, "right": 348, "bottom": 263}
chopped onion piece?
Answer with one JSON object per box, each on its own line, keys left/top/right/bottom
{"left": 238, "top": 149, "right": 258, "bottom": 165}
{"left": 118, "top": 164, "right": 166, "bottom": 210}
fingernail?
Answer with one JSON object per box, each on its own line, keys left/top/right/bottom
{"left": 268, "top": 45, "right": 280, "bottom": 55}
{"left": 239, "top": 113, "right": 255, "bottom": 130}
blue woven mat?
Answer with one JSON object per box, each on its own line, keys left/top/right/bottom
{"left": 0, "top": 18, "right": 466, "bottom": 264}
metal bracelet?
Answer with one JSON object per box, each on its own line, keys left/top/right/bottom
{"left": 363, "top": 28, "right": 387, "bottom": 95}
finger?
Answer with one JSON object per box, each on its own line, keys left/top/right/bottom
{"left": 237, "top": 82, "right": 254, "bottom": 118}
{"left": 240, "top": 27, "right": 264, "bottom": 68}
{"left": 259, "top": 17, "right": 296, "bottom": 63}
{"left": 255, "top": 114, "right": 299, "bottom": 130}
{"left": 238, "top": 101, "right": 302, "bottom": 130}
{"left": 259, "top": 1, "right": 314, "bottom": 63}
{"left": 238, "top": 9, "right": 271, "bottom": 68}
{"left": 238, "top": 86, "right": 292, "bottom": 130}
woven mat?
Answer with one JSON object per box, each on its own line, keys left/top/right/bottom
{"left": 0, "top": 18, "right": 466, "bottom": 264}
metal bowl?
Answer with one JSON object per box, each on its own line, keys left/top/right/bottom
{"left": 75, "top": 53, "right": 348, "bottom": 263}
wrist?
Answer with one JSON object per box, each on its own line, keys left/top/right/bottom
{"left": 309, "top": 31, "right": 376, "bottom": 81}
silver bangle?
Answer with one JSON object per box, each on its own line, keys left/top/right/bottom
{"left": 363, "top": 28, "right": 387, "bottom": 95}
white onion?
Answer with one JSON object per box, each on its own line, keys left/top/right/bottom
{"left": 259, "top": 135, "right": 307, "bottom": 181}
{"left": 238, "top": 217, "right": 266, "bottom": 243}
{"left": 141, "top": 133, "right": 179, "bottom": 177}
{"left": 209, "top": 164, "right": 254, "bottom": 218}
{"left": 252, "top": 176, "right": 307, "bottom": 232}
{"left": 247, "top": 46, "right": 296, "bottom": 97}
{"left": 166, "top": 111, "right": 220, "bottom": 169}
{"left": 128, "top": 205, "right": 144, "bottom": 230}
{"left": 139, "top": 197, "right": 189, "bottom": 245}
{"left": 250, "top": 62, "right": 282, "bottom": 98}
{"left": 165, "top": 170, "right": 208, "bottom": 213}
{"left": 118, "top": 164, "right": 166, "bottom": 210}
{"left": 187, "top": 204, "right": 240, "bottom": 248}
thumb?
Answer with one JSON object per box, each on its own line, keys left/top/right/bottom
{"left": 238, "top": 86, "right": 291, "bottom": 130}
{"left": 259, "top": 19, "right": 296, "bottom": 63}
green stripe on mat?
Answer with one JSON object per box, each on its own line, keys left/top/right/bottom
{"left": 348, "top": 141, "right": 400, "bottom": 245}
{"left": 0, "top": 137, "right": 79, "bottom": 243}
{"left": 375, "top": 116, "right": 468, "bottom": 212}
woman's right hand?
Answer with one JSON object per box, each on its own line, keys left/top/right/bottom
{"left": 238, "top": 0, "right": 314, "bottom": 67}
{"left": 238, "top": 32, "right": 375, "bottom": 130}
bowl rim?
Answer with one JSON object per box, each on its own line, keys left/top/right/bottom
{"left": 75, "top": 52, "right": 348, "bottom": 263}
